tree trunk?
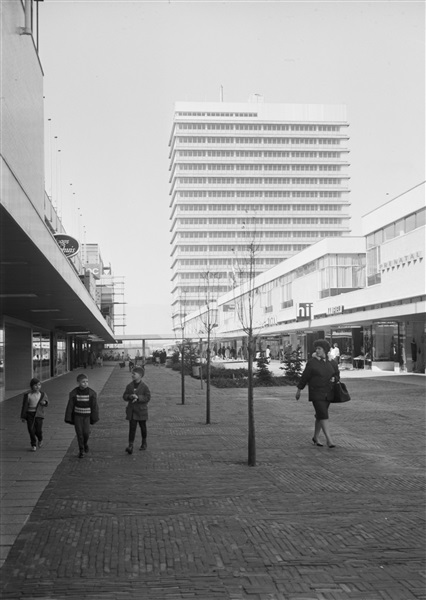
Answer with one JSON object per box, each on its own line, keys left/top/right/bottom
{"left": 180, "top": 345, "right": 185, "bottom": 405}
{"left": 247, "top": 334, "right": 256, "bottom": 466}
{"left": 206, "top": 341, "right": 211, "bottom": 424}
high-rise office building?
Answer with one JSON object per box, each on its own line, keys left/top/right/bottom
{"left": 169, "top": 100, "right": 351, "bottom": 331}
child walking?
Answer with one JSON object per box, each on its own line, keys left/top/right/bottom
{"left": 123, "top": 366, "right": 151, "bottom": 454}
{"left": 21, "top": 378, "right": 49, "bottom": 451}
{"left": 65, "top": 373, "right": 99, "bottom": 458}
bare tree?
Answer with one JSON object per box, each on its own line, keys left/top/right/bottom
{"left": 198, "top": 271, "right": 221, "bottom": 424}
{"left": 231, "top": 222, "right": 261, "bottom": 466}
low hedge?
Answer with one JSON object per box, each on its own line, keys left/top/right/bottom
{"left": 210, "top": 375, "right": 295, "bottom": 388}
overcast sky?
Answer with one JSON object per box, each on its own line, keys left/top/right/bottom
{"left": 39, "top": 0, "right": 425, "bottom": 335}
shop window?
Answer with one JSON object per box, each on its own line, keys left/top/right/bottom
{"left": 33, "top": 332, "right": 50, "bottom": 381}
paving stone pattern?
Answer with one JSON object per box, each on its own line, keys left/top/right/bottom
{"left": 1, "top": 365, "right": 425, "bottom": 599}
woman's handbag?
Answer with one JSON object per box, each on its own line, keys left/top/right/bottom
{"left": 332, "top": 380, "right": 351, "bottom": 403}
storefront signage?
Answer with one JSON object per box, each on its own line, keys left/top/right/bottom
{"left": 265, "top": 316, "right": 277, "bottom": 327}
{"left": 85, "top": 263, "right": 105, "bottom": 280}
{"left": 54, "top": 234, "right": 79, "bottom": 258}
{"left": 379, "top": 250, "right": 423, "bottom": 270}
{"left": 327, "top": 305, "right": 344, "bottom": 315}
{"left": 297, "top": 302, "right": 313, "bottom": 321}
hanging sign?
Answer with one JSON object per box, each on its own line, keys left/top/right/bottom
{"left": 54, "top": 234, "right": 80, "bottom": 258}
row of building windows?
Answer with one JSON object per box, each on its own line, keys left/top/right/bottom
{"left": 175, "top": 111, "right": 258, "bottom": 117}
{"left": 177, "top": 164, "right": 343, "bottom": 172}
{"left": 177, "top": 213, "right": 344, "bottom": 226}
{"left": 179, "top": 286, "right": 231, "bottom": 294}
{"left": 178, "top": 220, "right": 343, "bottom": 236}
{"left": 177, "top": 177, "right": 344, "bottom": 184}
{"left": 177, "top": 190, "right": 343, "bottom": 198}
{"left": 366, "top": 207, "right": 425, "bottom": 248}
{"left": 177, "top": 231, "right": 343, "bottom": 241}
{"left": 177, "top": 123, "right": 342, "bottom": 132}
{"left": 177, "top": 150, "right": 342, "bottom": 158}
{"left": 176, "top": 203, "right": 345, "bottom": 212}
{"left": 177, "top": 137, "right": 344, "bottom": 146}
{"left": 179, "top": 272, "right": 230, "bottom": 280}
{"left": 176, "top": 243, "right": 334, "bottom": 253}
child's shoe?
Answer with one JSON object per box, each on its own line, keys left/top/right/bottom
{"left": 38, "top": 440, "right": 43, "bottom": 448}
{"left": 78, "top": 450, "right": 84, "bottom": 458}
{"left": 32, "top": 446, "right": 37, "bottom": 452}
{"left": 125, "top": 445, "right": 133, "bottom": 455}
{"left": 140, "top": 441, "right": 147, "bottom": 451}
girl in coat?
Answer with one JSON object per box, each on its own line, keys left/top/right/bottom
{"left": 123, "top": 366, "right": 151, "bottom": 454}
{"left": 21, "top": 378, "right": 49, "bottom": 451}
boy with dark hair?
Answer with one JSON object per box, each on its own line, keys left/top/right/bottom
{"left": 65, "top": 374, "right": 99, "bottom": 458}
{"left": 123, "top": 366, "right": 151, "bottom": 454}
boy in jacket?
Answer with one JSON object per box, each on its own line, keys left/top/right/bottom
{"left": 65, "top": 373, "right": 99, "bottom": 458}
{"left": 123, "top": 366, "right": 151, "bottom": 454}
{"left": 21, "top": 378, "right": 49, "bottom": 451}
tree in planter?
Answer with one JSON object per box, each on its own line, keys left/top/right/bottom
{"left": 281, "top": 345, "right": 303, "bottom": 384}
{"left": 231, "top": 221, "right": 262, "bottom": 466}
{"left": 183, "top": 338, "right": 199, "bottom": 374}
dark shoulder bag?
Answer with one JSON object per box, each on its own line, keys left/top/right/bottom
{"left": 330, "top": 360, "right": 351, "bottom": 403}
{"left": 332, "top": 380, "right": 351, "bottom": 403}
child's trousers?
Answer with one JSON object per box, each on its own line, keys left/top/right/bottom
{"left": 128, "top": 420, "right": 147, "bottom": 444}
{"left": 26, "top": 413, "right": 43, "bottom": 446}
{"left": 74, "top": 414, "right": 91, "bottom": 451}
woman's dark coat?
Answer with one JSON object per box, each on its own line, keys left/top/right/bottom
{"left": 297, "top": 357, "right": 339, "bottom": 402}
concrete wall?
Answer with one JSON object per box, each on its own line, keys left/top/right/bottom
{"left": 1, "top": 2, "right": 44, "bottom": 216}
{"left": 4, "top": 322, "right": 33, "bottom": 393}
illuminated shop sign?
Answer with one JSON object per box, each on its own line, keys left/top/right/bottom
{"left": 54, "top": 234, "right": 80, "bottom": 258}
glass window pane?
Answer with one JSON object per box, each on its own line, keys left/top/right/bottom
{"left": 384, "top": 223, "right": 395, "bottom": 241}
{"left": 416, "top": 207, "right": 425, "bottom": 228}
{"left": 405, "top": 213, "right": 416, "bottom": 232}
{"left": 395, "top": 218, "right": 404, "bottom": 236}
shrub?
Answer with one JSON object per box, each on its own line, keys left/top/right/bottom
{"left": 255, "top": 355, "right": 274, "bottom": 385}
{"left": 281, "top": 346, "right": 303, "bottom": 384}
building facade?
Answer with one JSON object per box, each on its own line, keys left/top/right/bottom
{"left": 0, "top": 2, "right": 117, "bottom": 399}
{"left": 184, "top": 184, "right": 425, "bottom": 373}
{"left": 169, "top": 100, "right": 351, "bottom": 331}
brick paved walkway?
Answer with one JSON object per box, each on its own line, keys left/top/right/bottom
{"left": 1, "top": 365, "right": 425, "bottom": 599}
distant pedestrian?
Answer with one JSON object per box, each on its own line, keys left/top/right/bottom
{"left": 265, "top": 345, "right": 271, "bottom": 364}
{"left": 123, "top": 366, "right": 151, "bottom": 455}
{"left": 295, "top": 339, "right": 339, "bottom": 448}
{"left": 21, "top": 378, "right": 49, "bottom": 452}
{"left": 329, "top": 343, "right": 340, "bottom": 365}
{"left": 88, "top": 351, "right": 96, "bottom": 369}
{"left": 65, "top": 374, "right": 99, "bottom": 458}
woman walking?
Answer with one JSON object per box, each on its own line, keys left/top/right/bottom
{"left": 295, "top": 339, "right": 339, "bottom": 448}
